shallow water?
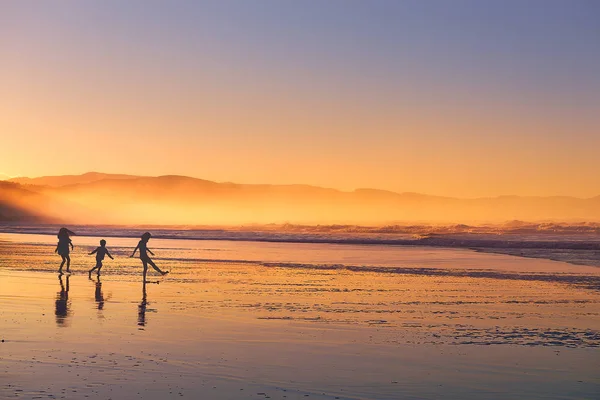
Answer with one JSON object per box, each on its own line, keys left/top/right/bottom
{"left": 1, "top": 232, "right": 599, "bottom": 399}
{"left": 3, "top": 223, "right": 600, "bottom": 267}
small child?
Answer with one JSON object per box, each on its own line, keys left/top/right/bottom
{"left": 88, "top": 239, "right": 114, "bottom": 276}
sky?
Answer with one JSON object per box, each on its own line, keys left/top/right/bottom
{"left": 1, "top": 0, "right": 599, "bottom": 198}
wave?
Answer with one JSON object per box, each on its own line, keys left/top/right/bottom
{"left": 1, "top": 222, "right": 600, "bottom": 243}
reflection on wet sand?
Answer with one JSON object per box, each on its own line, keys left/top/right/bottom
{"left": 138, "top": 281, "right": 147, "bottom": 328}
{"left": 54, "top": 274, "right": 70, "bottom": 327}
{"left": 137, "top": 281, "right": 160, "bottom": 329}
{"left": 91, "top": 276, "right": 105, "bottom": 311}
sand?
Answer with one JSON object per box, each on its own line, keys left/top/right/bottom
{"left": 0, "top": 233, "right": 599, "bottom": 399}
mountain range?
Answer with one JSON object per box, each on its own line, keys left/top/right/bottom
{"left": 2, "top": 172, "right": 600, "bottom": 224}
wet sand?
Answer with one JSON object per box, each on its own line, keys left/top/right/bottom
{"left": 1, "top": 233, "right": 599, "bottom": 399}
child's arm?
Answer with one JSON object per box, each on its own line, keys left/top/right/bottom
{"left": 89, "top": 248, "right": 98, "bottom": 255}
{"left": 147, "top": 248, "right": 155, "bottom": 256}
{"left": 70, "top": 240, "right": 74, "bottom": 250}
{"left": 55, "top": 244, "right": 58, "bottom": 253}
{"left": 106, "top": 249, "right": 114, "bottom": 260}
{"left": 130, "top": 244, "right": 139, "bottom": 257}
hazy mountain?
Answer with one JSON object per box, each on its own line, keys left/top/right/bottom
{"left": 2, "top": 173, "right": 600, "bottom": 225}
{"left": 0, "top": 182, "right": 41, "bottom": 221}
{"left": 9, "top": 172, "right": 141, "bottom": 187}
{"left": 0, "top": 181, "right": 67, "bottom": 222}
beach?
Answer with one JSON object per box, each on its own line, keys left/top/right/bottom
{"left": 1, "top": 232, "right": 599, "bottom": 399}
{"left": 5, "top": 0, "right": 600, "bottom": 398}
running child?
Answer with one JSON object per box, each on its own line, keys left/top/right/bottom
{"left": 55, "top": 227, "right": 75, "bottom": 274}
{"left": 88, "top": 239, "right": 114, "bottom": 276}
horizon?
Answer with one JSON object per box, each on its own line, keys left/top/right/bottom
{"left": 3, "top": 169, "right": 600, "bottom": 225}
{"left": 4, "top": 170, "right": 600, "bottom": 200}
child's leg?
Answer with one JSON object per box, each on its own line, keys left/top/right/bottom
{"left": 89, "top": 261, "right": 101, "bottom": 275}
{"left": 142, "top": 259, "right": 148, "bottom": 281}
{"left": 65, "top": 255, "right": 71, "bottom": 272}
{"left": 59, "top": 256, "right": 66, "bottom": 272}
{"left": 147, "top": 258, "right": 168, "bottom": 275}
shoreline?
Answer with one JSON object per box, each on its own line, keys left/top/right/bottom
{"left": 1, "top": 224, "right": 600, "bottom": 269}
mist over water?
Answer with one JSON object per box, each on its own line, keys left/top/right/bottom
{"left": 4, "top": 174, "right": 600, "bottom": 225}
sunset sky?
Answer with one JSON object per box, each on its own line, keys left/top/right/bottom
{"left": 1, "top": 1, "right": 599, "bottom": 198}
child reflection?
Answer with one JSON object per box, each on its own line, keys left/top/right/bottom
{"left": 138, "top": 280, "right": 148, "bottom": 328}
{"left": 55, "top": 274, "right": 71, "bottom": 327}
{"left": 91, "top": 275, "right": 105, "bottom": 311}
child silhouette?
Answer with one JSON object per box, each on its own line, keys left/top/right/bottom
{"left": 55, "top": 228, "right": 75, "bottom": 274}
{"left": 130, "top": 232, "right": 168, "bottom": 281}
{"left": 88, "top": 239, "right": 114, "bottom": 277}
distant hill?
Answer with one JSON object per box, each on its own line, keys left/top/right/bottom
{"left": 0, "top": 180, "right": 99, "bottom": 223}
{"left": 2, "top": 173, "right": 600, "bottom": 225}
{"left": 9, "top": 172, "right": 141, "bottom": 187}
{"left": 0, "top": 183, "right": 39, "bottom": 221}
{"left": 0, "top": 181, "right": 60, "bottom": 222}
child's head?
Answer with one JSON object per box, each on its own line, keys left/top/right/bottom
{"left": 58, "top": 227, "right": 74, "bottom": 239}
{"left": 141, "top": 232, "right": 152, "bottom": 241}
{"left": 100, "top": 239, "right": 106, "bottom": 247}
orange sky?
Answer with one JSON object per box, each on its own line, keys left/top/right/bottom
{"left": 1, "top": 1, "right": 599, "bottom": 198}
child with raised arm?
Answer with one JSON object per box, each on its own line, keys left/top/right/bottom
{"left": 56, "top": 228, "right": 75, "bottom": 274}
{"left": 88, "top": 239, "right": 114, "bottom": 277}
{"left": 130, "top": 232, "right": 168, "bottom": 281}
